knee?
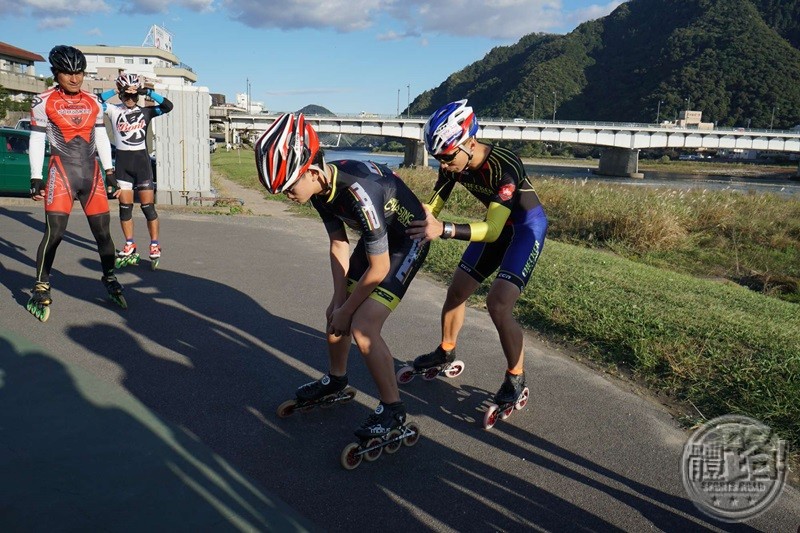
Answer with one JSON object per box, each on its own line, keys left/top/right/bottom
{"left": 486, "top": 291, "right": 515, "bottom": 321}
{"left": 350, "top": 317, "right": 377, "bottom": 355}
{"left": 119, "top": 203, "right": 134, "bottom": 221}
{"left": 140, "top": 203, "right": 158, "bottom": 221}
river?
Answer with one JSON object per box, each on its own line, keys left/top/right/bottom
{"left": 325, "top": 148, "right": 800, "bottom": 197}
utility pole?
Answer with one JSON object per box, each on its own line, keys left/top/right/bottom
{"left": 396, "top": 89, "right": 400, "bottom": 116}
{"left": 552, "top": 91, "right": 557, "bottom": 121}
{"left": 770, "top": 106, "right": 778, "bottom": 131}
{"left": 532, "top": 94, "right": 536, "bottom": 120}
{"left": 407, "top": 84, "right": 411, "bottom": 118}
{"left": 656, "top": 100, "right": 662, "bottom": 124}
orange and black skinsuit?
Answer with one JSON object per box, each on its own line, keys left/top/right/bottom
{"left": 29, "top": 86, "right": 117, "bottom": 284}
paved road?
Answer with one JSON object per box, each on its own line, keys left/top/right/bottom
{"left": 1, "top": 198, "right": 798, "bottom": 532}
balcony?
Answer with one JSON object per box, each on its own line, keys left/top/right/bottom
{"left": 0, "top": 68, "right": 47, "bottom": 95}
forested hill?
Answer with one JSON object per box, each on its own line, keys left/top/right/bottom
{"left": 411, "top": 0, "right": 800, "bottom": 129}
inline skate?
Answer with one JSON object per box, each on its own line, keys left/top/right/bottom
{"left": 276, "top": 374, "right": 356, "bottom": 417}
{"left": 149, "top": 243, "right": 161, "bottom": 271}
{"left": 115, "top": 242, "right": 140, "bottom": 269}
{"left": 340, "top": 401, "right": 420, "bottom": 470}
{"left": 396, "top": 345, "right": 465, "bottom": 384}
{"left": 102, "top": 274, "right": 127, "bottom": 309}
{"left": 483, "top": 371, "right": 530, "bottom": 429}
{"left": 26, "top": 281, "right": 52, "bottom": 322}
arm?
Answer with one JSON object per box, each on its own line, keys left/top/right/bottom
{"left": 28, "top": 131, "right": 46, "bottom": 200}
{"left": 94, "top": 125, "right": 120, "bottom": 198}
{"left": 141, "top": 88, "right": 173, "bottom": 115}
{"left": 328, "top": 247, "right": 391, "bottom": 337}
{"left": 99, "top": 89, "right": 117, "bottom": 104}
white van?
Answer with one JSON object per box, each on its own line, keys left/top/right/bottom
{"left": 513, "top": 118, "right": 526, "bottom": 124}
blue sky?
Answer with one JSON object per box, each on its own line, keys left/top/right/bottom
{"left": 1, "top": 0, "right": 623, "bottom": 115}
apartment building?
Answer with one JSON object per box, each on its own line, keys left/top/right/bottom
{"left": 0, "top": 41, "right": 47, "bottom": 101}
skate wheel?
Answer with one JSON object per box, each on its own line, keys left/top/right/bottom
{"left": 340, "top": 443, "right": 362, "bottom": 470}
{"left": 364, "top": 438, "right": 382, "bottom": 461}
{"left": 500, "top": 405, "right": 514, "bottom": 420}
{"left": 483, "top": 405, "right": 499, "bottom": 430}
{"left": 396, "top": 366, "right": 415, "bottom": 385}
{"left": 422, "top": 367, "right": 440, "bottom": 381}
{"left": 341, "top": 388, "right": 357, "bottom": 402}
{"left": 403, "top": 422, "right": 421, "bottom": 447}
{"left": 444, "top": 360, "right": 465, "bottom": 378}
{"left": 515, "top": 387, "right": 530, "bottom": 410}
{"left": 110, "top": 294, "right": 128, "bottom": 309}
{"left": 27, "top": 301, "right": 50, "bottom": 322}
{"left": 114, "top": 259, "right": 123, "bottom": 269}
{"left": 151, "top": 259, "right": 159, "bottom": 271}
{"left": 276, "top": 399, "right": 297, "bottom": 418}
{"left": 385, "top": 430, "right": 402, "bottom": 454}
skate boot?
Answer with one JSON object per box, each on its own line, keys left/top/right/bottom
{"left": 340, "top": 401, "right": 421, "bottom": 470}
{"left": 396, "top": 345, "right": 465, "bottom": 384}
{"left": 26, "top": 281, "right": 52, "bottom": 322}
{"left": 483, "top": 371, "right": 530, "bottom": 430}
{"left": 149, "top": 243, "right": 161, "bottom": 271}
{"left": 276, "top": 374, "right": 356, "bottom": 417}
{"left": 102, "top": 274, "right": 128, "bottom": 309}
{"left": 115, "top": 241, "right": 140, "bottom": 268}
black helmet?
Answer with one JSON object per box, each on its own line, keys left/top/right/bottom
{"left": 49, "top": 45, "right": 86, "bottom": 74}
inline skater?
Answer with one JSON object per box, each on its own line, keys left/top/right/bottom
{"left": 255, "top": 113, "right": 429, "bottom": 448}
{"left": 406, "top": 99, "right": 548, "bottom": 418}
{"left": 27, "top": 45, "right": 124, "bottom": 321}
{"left": 100, "top": 73, "right": 173, "bottom": 269}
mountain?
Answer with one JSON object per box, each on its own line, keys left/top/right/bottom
{"left": 297, "top": 104, "right": 335, "bottom": 115}
{"left": 411, "top": 0, "right": 800, "bottom": 129}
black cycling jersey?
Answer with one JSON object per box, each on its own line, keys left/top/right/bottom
{"left": 311, "top": 160, "right": 426, "bottom": 255}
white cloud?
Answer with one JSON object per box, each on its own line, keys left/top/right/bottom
{"left": 87, "top": 27, "right": 103, "bottom": 36}
{"left": 222, "top": 0, "right": 384, "bottom": 32}
{"left": 39, "top": 16, "right": 73, "bottom": 30}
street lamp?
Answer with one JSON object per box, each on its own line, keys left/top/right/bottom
{"left": 407, "top": 84, "right": 411, "bottom": 118}
{"left": 532, "top": 94, "right": 537, "bottom": 120}
{"left": 552, "top": 91, "right": 557, "bottom": 121}
{"left": 770, "top": 105, "right": 778, "bottom": 131}
{"left": 655, "top": 100, "right": 662, "bottom": 124}
{"left": 685, "top": 97, "right": 691, "bottom": 110}
{"left": 397, "top": 89, "right": 400, "bottom": 116}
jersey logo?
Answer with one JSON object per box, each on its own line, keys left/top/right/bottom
{"left": 51, "top": 98, "right": 95, "bottom": 142}
{"left": 498, "top": 183, "right": 516, "bottom": 202}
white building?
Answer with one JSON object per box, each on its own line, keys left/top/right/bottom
{"left": 235, "top": 93, "right": 266, "bottom": 114}
{"left": 0, "top": 41, "right": 47, "bottom": 102}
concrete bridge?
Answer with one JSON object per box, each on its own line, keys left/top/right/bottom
{"left": 217, "top": 112, "right": 800, "bottom": 178}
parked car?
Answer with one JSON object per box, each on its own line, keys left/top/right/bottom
{"left": 0, "top": 127, "right": 49, "bottom": 195}
{"left": 15, "top": 118, "right": 32, "bottom": 130}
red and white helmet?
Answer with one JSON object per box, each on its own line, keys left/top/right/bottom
{"left": 115, "top": 73, "right": 141, "bottom": 93}
{"left": 255, "top": 113, "right": 320, "bottom": 194}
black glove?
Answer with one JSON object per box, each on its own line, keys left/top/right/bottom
{"left": 30, "top": 178, "right": 43, "bottom": 198}
{"left": 105, "top": 170, "right": 119, "bottom": 199}
{"left": 137, "top": 87, "right": 150, "bottom": 96}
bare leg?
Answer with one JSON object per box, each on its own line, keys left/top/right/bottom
{"left": 441, "top": 268, "right": 480, "bottom": 346}
{"left": 138, "top": 189, "right": 159, "bottom": 243}
{"left": 118, "top": 189, "right": 135, "bottom": 242}
{"left": 350, "top": 299, "right": 398, "bottom": 403}
{"left": 486, "top": 278, "right": 524, "bottom": 371}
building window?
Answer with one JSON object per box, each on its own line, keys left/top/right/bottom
{"left": 124, "top": 58, "right": 133, "bottom": 64}
{"left": 139, "top": 58, "right": 149, "bottom": 65}
{"left": 105, "top": 57, "right": 115, "bottom": 64}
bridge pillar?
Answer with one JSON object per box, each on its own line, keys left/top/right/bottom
{"left": 596, "top": 147, "right": 644, "bottom": 179}
{"left": 792, "top": 161, "right": 800, "bottom": 181}
{"left": 402, "top": 140, "right": 428, "bottom": 168}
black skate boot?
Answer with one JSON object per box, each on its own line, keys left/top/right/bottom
{"left": 413, "top": 345, "right": 456, "bottom": 370}
{"left": 340, "top": 401, "right": 420, "bottom": 470}
{"left": 495, "top": 371, "right": 526, "bottom": 404}
{"left": 483, "top": 371, "right": 531, "bottom": 430}
{"left": 396, "top": 346, "right": 465, "bottom": 384}
{"left": 102, "top": 274, "right": 127, "bottom": 309}
{"left": 26, "top": 281, "right": 52, "bottom": 322}
{"left": 354, "top": 401, "right": 406, "bottom": 439}
{"left": 296, "top": 374, "right": 348, "bottom": 402}
{"left": 276, "top": 374, "right": 356, "bottom": 418}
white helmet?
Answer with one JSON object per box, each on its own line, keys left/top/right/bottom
{"left": 254, "top": 113, "right": 320, "bottom": 194}
{"left": 423, "top": 99, "right": 479, "bottom": 156}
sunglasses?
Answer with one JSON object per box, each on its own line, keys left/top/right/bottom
{"left": 121, "top": 93, "right": 139, "bottom": 101}
{"left": 434, "top": 147, "right": 462, "bottom": 163}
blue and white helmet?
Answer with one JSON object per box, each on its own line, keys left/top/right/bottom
{"left": 423, "top": 99, "right": 479, "bottom": 156}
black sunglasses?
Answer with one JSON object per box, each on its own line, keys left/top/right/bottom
{"left": 434, "top": 147, "right": 462, "bottom": 163}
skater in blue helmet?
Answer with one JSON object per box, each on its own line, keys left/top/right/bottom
{"left": 406, "top": 99, "right": 548, "bottom": 421}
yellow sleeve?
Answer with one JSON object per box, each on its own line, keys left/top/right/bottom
{"left": 425, "top": 196, "right": 447, "bottom": 218}
{"left": 467, "top": 202, "right": 512, "bottom": 242}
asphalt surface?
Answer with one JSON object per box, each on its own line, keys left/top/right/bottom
{"left": 1, "top": 191, "right": 799, "bottom": 532}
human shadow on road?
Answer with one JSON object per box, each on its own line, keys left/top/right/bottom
{"left": 399, "top": 377, "right": 760, "bottom": 532}
{"left": 60, "top": 262, "right": 635, "bottom": 532}
{"left": 0, "top": 206, "right": 107, "bottom": 253}
{"left": 0, "top": 335, "right": 311, "bottom": 531}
